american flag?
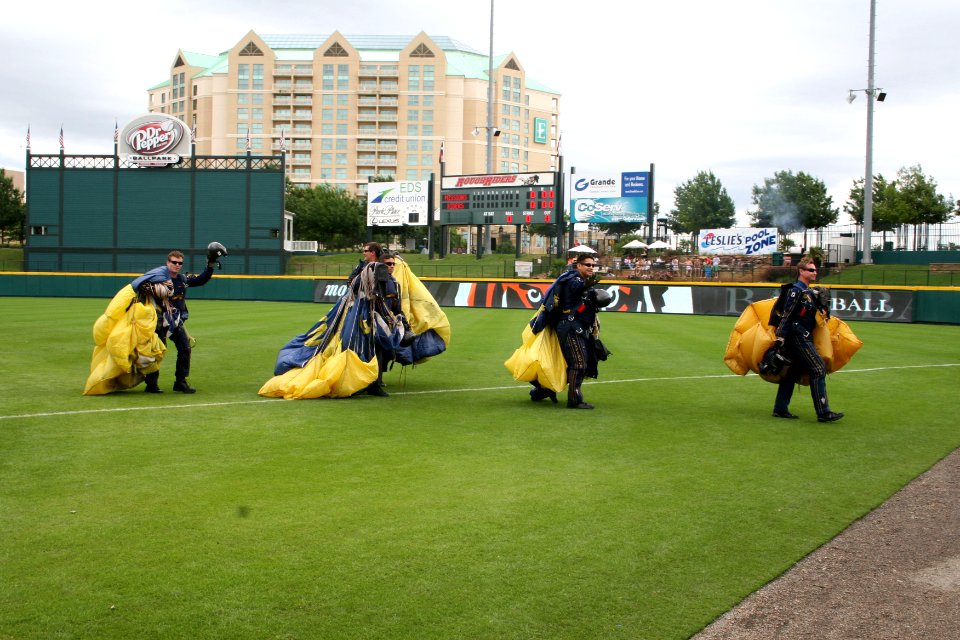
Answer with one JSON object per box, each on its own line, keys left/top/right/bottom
{"left": 114, "top": 119, "right": 119, "bottom": 144}
{"left": 556, "top": 131, "right": 563, "bottom": 158}
{"left": 245, "top": 127, "right": 251, "bottom": 151}
{"left": 191, "top": 118, "right": 197, "bottom": 144}
{"left": 26, "top": 125, "right": 30, "bottom": 149}
{"left": 59, "top": 126, "right": 64, "bottom": 151}
{"left": 438, "top": 140, "right": 444, "bottom": 164}
{"left": 279, "top": 127, "right": 285, "bottom": 151}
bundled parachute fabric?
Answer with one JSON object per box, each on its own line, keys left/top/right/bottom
{"left": 724, "top": 296, "right": 863, "bottom": 384}
{"left": 390, "top": 258, "right": 451, "bottom": 365}
{"left": 83, "top": 285, "right": 167, "bottom": 395}
{"left": 504, "top": 315, "right": 567, "bottom": 393}
{"left": 259, "top": 264, "right": 390, "bottom": 399}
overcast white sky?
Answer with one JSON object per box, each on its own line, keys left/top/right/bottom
{"left": 2, "top": 0, "right": 958, "bottom": 225}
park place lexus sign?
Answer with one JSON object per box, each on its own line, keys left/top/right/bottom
{"left": 119, "top": 115, "right": 192, "bottom": 167}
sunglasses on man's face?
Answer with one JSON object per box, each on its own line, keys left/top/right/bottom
{"left": 169, "top": 260, "right": 183, "bottom": 265}
{"left": 384, "top": 262, "right": 395, "bottom": 266}
{"left": 581, "top": 263, "right": 597, "bottom": 268}
{"left": 802, "top": 267, "right": 817, "bottom": 272}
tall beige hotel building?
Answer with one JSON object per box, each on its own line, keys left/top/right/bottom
{"left": 147, "top": 31, "right": 561, "bottom": 196}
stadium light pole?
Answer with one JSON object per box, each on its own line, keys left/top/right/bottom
{"left": 481, "top": 0, "right": 496, "bottom": 256}
{"left": 856, "top": 0, "right": 880, "bottom": 264}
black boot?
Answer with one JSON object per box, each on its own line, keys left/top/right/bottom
{"left": 144, "top": 371, "right": 162, "bottom": 393}
{"left": 173, "top": 379, "right": 196, "bottom": 394}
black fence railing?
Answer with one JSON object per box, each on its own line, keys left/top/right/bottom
{"left": 4, "top": 260, "right": 960, "bottom": 286}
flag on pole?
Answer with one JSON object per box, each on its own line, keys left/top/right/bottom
{"left": 59, "top": 126, "right": 64, "bottom": 151}
{"left": 26, "top": 125, "right": 31, "bottom": 149}
{"left": 279, "top": 127, "right": 286, "bottom": 151}
{"left": 438, "top": 140, "right": 444, "bottom": 164}
{"left": 556, "top": 131, "right": 563, "bottom": 157}
{"left": 114, "top": 119, "right": 119, "bottom": 144}
{"left": 245, "top": 127, "right": 251, "bottom": 151}
{"left": 191, "top": 117, "right": 197, "bottom": 144}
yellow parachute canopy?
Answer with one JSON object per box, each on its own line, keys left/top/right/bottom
{"left": 724, "top": 296, "right": 863, "bottom": 384}
{"left": 83, "top": 285, "right": 167, "bottom": 395}
{"left": 504, "top": 316, "right": 568, "bottom": 393}
{"left": 392, "top": 257, "right": 451, "bottom": 347}
{"left": 258, "top": 336, "right": 378, "bottom": 400}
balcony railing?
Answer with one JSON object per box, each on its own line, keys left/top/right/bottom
{"left": 285, "top": 240, "right": 319, "bottom": 252}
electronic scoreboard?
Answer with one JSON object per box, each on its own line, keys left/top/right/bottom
{"left": 440, "top": 172, "right": 559, "bottom": 225}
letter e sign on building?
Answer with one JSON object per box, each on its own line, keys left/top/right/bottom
{"left": 533, "top": 118, "right": 548, "bottom": 144}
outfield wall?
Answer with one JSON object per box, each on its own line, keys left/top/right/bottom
{"left": 1, "top": 273, "right": 958, "bottom": 325}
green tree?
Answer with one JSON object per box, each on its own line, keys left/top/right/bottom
{"left": 0, "top": 169, "right": 25, "bottom": 244}
{"left": 888, "top": 165, "right": 953, "bottom": 227}
{"left": 750, "top": 170, "right": 838, "bottom": 233}
{"left": 843, "top": 174, "right": 898, "bottom": 232}
{"left": 667, "top": 171, "right": 735, "bottom": 236}
{"left": 287, "top": 184, "right": 365, "bottom": 249}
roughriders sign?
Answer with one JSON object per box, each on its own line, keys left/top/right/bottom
{"left": 119, "top": 115, "right": 192, "bottom": 167}
{"left": 441, "top": 172, "right": 556, "bottom": 189}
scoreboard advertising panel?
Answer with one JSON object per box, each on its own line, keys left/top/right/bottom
{"left": 570, "top": 171, "right": 649, "bottom": 223}
{"left": 440, "top": 172, "right": 559, "bottom": 225}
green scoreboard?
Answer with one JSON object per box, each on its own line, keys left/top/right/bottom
{"left": 440, "top": 172, "right": 559, "bottom": 225}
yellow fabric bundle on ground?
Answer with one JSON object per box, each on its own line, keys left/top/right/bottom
{"left": 258, "top": 337, "right": 378, "bottom": 400}
{"left": 83, "top": 285, "right": 166, "bottom": 395}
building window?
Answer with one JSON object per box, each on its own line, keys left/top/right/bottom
{"left": 237, "top": 108, "right": 248, "bottom": 120}
{"left": 408, "top": 110, "right": 419, "bottom": 122}
{"left": 336, "top": 139, "right": 347, "bottom": 150}
{"left": 407, "top": 124, "right": 418, "bottom": 136}
{"left": 407, "top": 154, "right": 418, "bottom": 166}
{"left": 408, "top": 95, "right": 419, "bottom": 106}
{"left": 336, "top": 124, "right": 347, "bottom": 135}
{"left": 320, "top": 168, "right": 332, "bottom": 179}
{"left": 410, "top": 43, "right": 434, "bottom": 58}
{"left": 240, "top": 41, "right": 263, "bottom": 56}
{"left": 31, "top": 225, "right": 48, "bottom": 236}
{"left": 321, "top": 139, "right": 333, "bottom": 150}
{"left": 422, "top": 140, "right": 433, "bottom": 151}
{"left": 322, "top": 64, "right": 334, "bottom": 91}
{"left": 422, "top": 110, "right": 433, "bottom": 122}
{"left": 406, "top": 170, "right": 418, "bottom": 180}
{"left": 322, "top": 109, "right": 333, "bottom": 120}
{"left": 422, "top": 125, "right": 433, "bottom": 136}
{"left": 237, "top": 64, "right": 249, "bottom": 90}
{"left": 423, "top": 65, "right": 435, "bottom": 91}
{"left": 407, "top": 65, "right": 419, "bottom": 91}
{"left": 336, "top": 108, "right": 348, "bottom": 120}
{"left": 335, "top": 168, "right": 347, "bottom": 179}
{"left": 322, "top": 94, "right": 334, "bottom": 106}
{"left": 321, "top": 124, "right": 333, "bottom": 135}
{"left": 335, "top": 153, "right": 347, "bottom": 165}
{"left": 252, "top": 108, "right": 263, "bottom": 120}
{"left": 321, "top": 153, "right": 332, "bottom": 164}
{"left": 337, "top": 64, "right": 349, "bottom": 90}
{"left": 407, "top": 140, "right": 419, "bottom": 151}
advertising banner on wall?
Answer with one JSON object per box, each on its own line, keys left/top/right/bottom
{"left": 367, "top": 180, "right": 429, "bottom": 226}
{"left": 312, "top": 280, "right": 913, "bottom": 322}
{"left": 570, "top": 171, "right": 649, "bottom": 223}
{"left": 118, "top": 114, "right": 192, "bottom": 167}
{"left": 698, "top": 228, "right": 779, "bottom": 255}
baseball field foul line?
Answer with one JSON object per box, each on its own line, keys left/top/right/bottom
{"left": 1, "top": 363, "right": 957, "bottom": 422}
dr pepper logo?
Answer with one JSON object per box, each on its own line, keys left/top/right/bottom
{"left": 126, "top": 119, "right": 183, "bottom": 155}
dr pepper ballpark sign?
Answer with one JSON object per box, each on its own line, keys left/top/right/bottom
{"left": 119, "top": 115, "right": 192, "bottom": 167}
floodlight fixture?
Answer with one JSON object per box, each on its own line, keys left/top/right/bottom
{"left": 876, "top": 91, "right": 886, "bottom": 102}
{"left": 846, "top": 90, "right": 857, "bottom": 104}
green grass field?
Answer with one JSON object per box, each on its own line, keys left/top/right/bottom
{"left": 2, "top": 298, "right": 959, "bottom": 639}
